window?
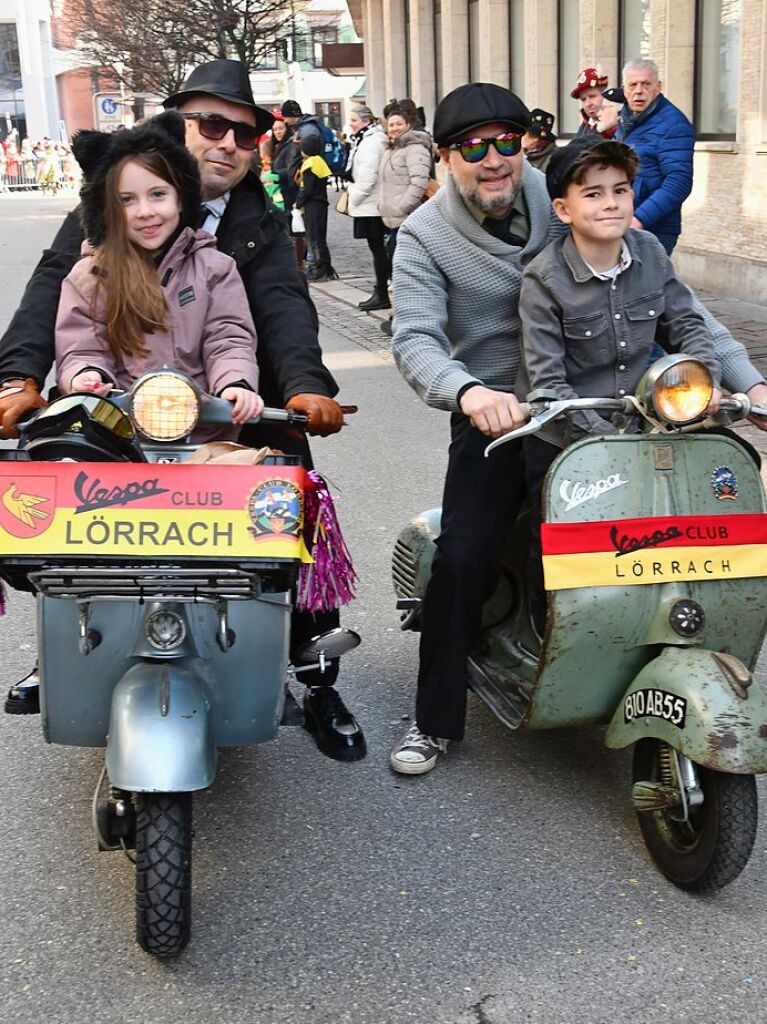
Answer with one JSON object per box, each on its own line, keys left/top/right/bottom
{"left": 311, "top": 27, "right": 338, "bottom": 69}
{"left": 314, "top": 100, "right": 342, "bottom": 132}
{"left": 619, "top": 0, "right": 651, "bottom": 68}
{"left": 468, "top": 0, "right": 480, "bottom": 83}
{"left": 695, "top": 0, "right": 740, "bottom": 138}
{"left": 509, "top": 0, "right": 525, "bottom": 97}
{"left": 404, "top": 0, "right": 412, "bottom": 97}
{"left": 0, "top": 23, "right": 22, "bottom": 122}
{"left": 255, "top": 42, "right": 281, "bottom": 71}
{"left": 558, "top": 0, "right": 581, "bottom": 136}
{"left": 434, "top": 1, "right": 443, "bottom": 103}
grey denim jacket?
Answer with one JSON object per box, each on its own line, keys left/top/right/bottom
{"left": 516, "top": 228, "right": 720, "bottom": 448}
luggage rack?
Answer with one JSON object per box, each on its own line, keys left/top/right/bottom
{"left": 29, "top": 566, "right": 261, "bottom": 602}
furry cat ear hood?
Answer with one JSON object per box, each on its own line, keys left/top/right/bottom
{"left": 72, "top": 110, "right": 202, "bottom": 245}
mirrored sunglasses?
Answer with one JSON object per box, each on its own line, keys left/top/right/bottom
{"left": 181, "top": 112, "right": 260, "bottom": 151}
{"left": 449, "top": 132, "right": 522, "bottom": 163}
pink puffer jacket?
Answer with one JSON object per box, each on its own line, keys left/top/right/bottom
{"left": 55, "top": 227, "right": 259, "bottom": 397}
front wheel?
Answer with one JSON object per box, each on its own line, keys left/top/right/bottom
{"left": 632, "top": 738, "right": 757, "bottom": 894}
{"left": 135, "top": 792, "right": 192, "bottom": 956}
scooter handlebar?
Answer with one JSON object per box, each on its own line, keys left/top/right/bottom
{"left": 484, "top": 397, "right": 631, "bottom": 456}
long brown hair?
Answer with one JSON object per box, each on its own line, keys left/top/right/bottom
{"left": 91, "top": 151, "right": 183, "bottom": 359}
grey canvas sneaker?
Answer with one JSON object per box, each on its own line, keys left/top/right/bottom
{"left": 390, "top": 723, "right": 449, "bottom": 775}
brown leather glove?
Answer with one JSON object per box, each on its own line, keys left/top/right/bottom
{"left": 285, "top": 393, "right": 344, "bottom": 437}
{"left": 0, "top": 378, "right": 46, "bottom": 439}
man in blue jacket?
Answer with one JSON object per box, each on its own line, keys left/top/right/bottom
{"left": 617, "top": 58, "right": 694, "bottom": 254}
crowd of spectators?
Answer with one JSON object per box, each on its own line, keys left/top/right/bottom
{"left": 0, "top": 132, "right": 82, "bottom": 195}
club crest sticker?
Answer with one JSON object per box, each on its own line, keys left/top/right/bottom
{"left": 0, "top": 475, "right": 56, "bottom": 538}
{"left": 248, "top": 478, "right": 303, "bottom": 538}
{"left": 712, "top": 466, "right": 738, "bottom": 501}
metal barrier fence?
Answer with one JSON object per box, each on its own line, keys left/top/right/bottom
{"left": 0, "top": 168, "right": 80, "bottom": 194}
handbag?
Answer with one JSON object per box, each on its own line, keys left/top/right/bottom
{"left": 291, "top": 207, "right": 305, "bottom": 233}
{"left": 336, "top": 189, "right": 350, "bottom": 215}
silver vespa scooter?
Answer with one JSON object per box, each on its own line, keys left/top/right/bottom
{"left": 0, "top": 369, "right": 359, "bottom": 956}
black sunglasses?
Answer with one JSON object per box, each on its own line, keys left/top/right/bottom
{"left": 181, "top": 112, "right": 260, "bottom": 151}
{"left": 449, "top": 132, "right": 522, "bottom": 163}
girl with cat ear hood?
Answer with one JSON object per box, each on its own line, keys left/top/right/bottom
{"left": 54, "top": 111, "right": 265, "bottom": 436}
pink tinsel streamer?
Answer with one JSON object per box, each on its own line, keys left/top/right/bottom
{"left": 296, "top": 470, "right": 357, "bottom": 613}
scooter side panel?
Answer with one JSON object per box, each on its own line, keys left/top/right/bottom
{"left": 526, "top": 434, "right": 767, "bottom": 730}
{"left": 39, "top": 597, "right": 144, "bottom": 746}
{"left": 186, "top": 595, "right": 291, "bottom": 746}
{"left": 39, "top": 592, "right": 291, "bottom": 748}
{"left": 604, "top": 646, "right": 767, "bottom": 774}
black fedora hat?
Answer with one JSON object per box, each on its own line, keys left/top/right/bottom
{"left": 164, "top": 59, "right": 274, "bottom": 135}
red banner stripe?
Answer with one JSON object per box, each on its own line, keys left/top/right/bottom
{"left": 0, "top": 464, "right": 307, "bottom": 513}
{"left": 542, "top": 513, "right": 767, "bottom": 556}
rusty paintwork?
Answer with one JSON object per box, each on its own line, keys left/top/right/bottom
{"left": 604, "top": 646, "right": 767, "bottom": 773}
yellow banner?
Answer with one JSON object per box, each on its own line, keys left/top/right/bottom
{"left": 543, "top": 543, "right": 767, "bottom": 591}
{"left": 0, "top": 507, "right": 312, "bottom": 561}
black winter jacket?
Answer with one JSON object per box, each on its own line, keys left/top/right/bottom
{"left": 0, "top": 170, "right": 337, "bottom": 412}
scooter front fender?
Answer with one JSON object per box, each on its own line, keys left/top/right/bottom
{"left": 605, "top": 646, "right": 767, "bottom": 774}
{"left": 106, "top": 661, "right": 215, "bottom": 792}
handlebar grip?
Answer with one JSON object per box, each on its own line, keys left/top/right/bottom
{"left": 255, "top": 407, "right": 310, "bottom": 427}
{"left": 520, "top": 402, "right": 531, "bottom": 421}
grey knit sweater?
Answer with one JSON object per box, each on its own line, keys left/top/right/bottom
{"left": 391, "top": 164, "right": 560, "bottom": 411}
{"left": 392, "top": 166, "right": 762, "bottom": 412}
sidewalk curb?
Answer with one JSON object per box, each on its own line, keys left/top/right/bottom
{"left": 309, "top": 278, "right": 391, "bottom": 323}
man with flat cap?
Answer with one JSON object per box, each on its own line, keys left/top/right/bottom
{"left": 0, "top": 59, "right": 366, "bottom": 763}
{"left": 389, "top": 83, "right": 767, "bottom": 776}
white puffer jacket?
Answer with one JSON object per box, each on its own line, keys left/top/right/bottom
{"left": 378, "top": 128, "right": 433, "bottom": 228}
{"left": 347, "top": 123, "right": 387, "bottom": 218}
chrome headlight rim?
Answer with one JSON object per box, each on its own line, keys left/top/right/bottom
{"left": 129, "top": 370, "right": 201, "bottom": 442}
{"left": 637, "top": 354, "right": 714, "bottom": 426}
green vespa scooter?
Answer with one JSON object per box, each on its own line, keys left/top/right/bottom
{"left": 392, "top": 355, "right": 767, "bottom": 894}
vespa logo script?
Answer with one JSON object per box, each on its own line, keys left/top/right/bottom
{"left": 74, "top": 471, "right": 169, "bottom": 513}
{"left": 559, "top": 473, "right": 628, "bottom": 512}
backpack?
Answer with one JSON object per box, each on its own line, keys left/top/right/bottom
{"left": 319, "top": 122, "right": 346, "bottom": 175}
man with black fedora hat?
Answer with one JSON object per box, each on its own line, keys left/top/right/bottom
{"left": 389, "top": 81, "right": 767, "bottom": 776}
{"left": 0, "top": 59, "right": 367, "bottom": 763}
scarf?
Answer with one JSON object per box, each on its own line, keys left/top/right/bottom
{"left": 346, "top": 121, "right": 378, "bottom": 178}
{"left": 619, "top": 95, "right": 662, "bottom": 137}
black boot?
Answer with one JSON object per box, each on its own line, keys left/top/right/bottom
{"left": 312, "top": 264, "right": 339, "bottom": 283}
{"left": 5, "top": 664, "right": 40, "bottom": 715}
{"left": 358, "top": 288, "right": 391, "bottom": 311}
{"left": 303, "top": 686, "right": 367, "bottom": 762}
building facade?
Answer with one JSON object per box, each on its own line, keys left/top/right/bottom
{"left": 0, "top": 0, "right": 61, "bottom": 140}
{"left": 352, "top": 0, "right": 767, "bottom": 302}
{"left": 51, "top": 0, "right": 364, "bottom": 139}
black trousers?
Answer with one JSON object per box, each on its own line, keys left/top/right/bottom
{"left": 368, "top": 234, "right": 389, "bottom": 293}
{"left": 303, "top": 201, "right": 331, "bottom": 270}
{"left": 416, "top": 415, "right": 527, "bottom": 741}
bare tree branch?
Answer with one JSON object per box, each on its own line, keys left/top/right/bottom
{"left": 59, "top": 0, "right": 317, "bottom": 98}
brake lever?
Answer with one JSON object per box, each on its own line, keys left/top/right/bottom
{"left": 484, "top": 402, "right": 567, "bottom": 455}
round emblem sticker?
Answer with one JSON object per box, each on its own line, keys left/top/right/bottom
{"left": 712, "top": 466, "right": 738, "bottom": 501}
{"left": 248, "top": 478, "right": 303, "bottom": 538}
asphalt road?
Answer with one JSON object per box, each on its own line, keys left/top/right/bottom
{"left": 1, "top": 194, "right": 767, "bottom": 1024}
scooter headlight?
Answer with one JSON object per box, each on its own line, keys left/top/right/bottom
{"left": 130, "top": 372, "right": 200, "bottom": 441}
{"left": 638, "top": 356, "right": 713, "bottom": 426}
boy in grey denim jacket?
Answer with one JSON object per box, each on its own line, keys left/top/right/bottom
{"left": 516, "top": 137, "right": 721, "bottom": 631}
